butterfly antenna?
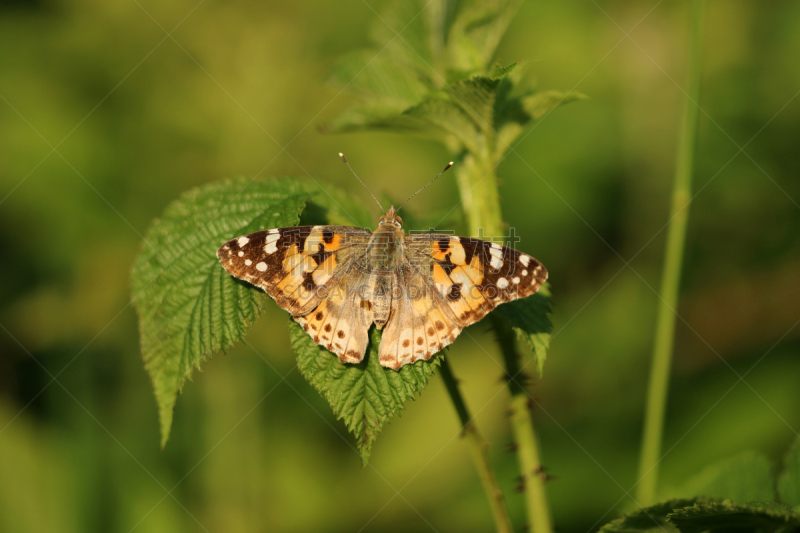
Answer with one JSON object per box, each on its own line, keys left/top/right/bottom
{"left": 397, "top": 161, "right": 454, "bottom": 212}
{"left": 339, "top": 152, "right": 384, "bottom": 212}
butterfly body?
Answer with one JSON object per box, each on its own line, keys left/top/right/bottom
{"left": 217, "top": 205, "right": 547, "bottom": 370}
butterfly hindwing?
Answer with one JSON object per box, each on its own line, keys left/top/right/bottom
{"left": 293, "top": 269, "right": 372, "bottom": 364}
{"left": 377, "top": 268, "right": 461, "bottom": 370}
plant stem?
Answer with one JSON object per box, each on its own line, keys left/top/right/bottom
{"left": 494, "top": 317, "right": 553, "bottom": 533}
{"left": 636, "top": 0, "right": 706, "bottom": 506}
{"left": 439, "top": 359, "right": 513, "bottom": 533}
{"left": 457, "top": 149, "right": 553, "bottom": 533}
{"left": 455, "top": 153, "right": 504, "bottom": 238}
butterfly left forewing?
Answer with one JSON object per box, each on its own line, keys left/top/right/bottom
{"left": 217, "top": 225, "right": 370, "bottom": 315}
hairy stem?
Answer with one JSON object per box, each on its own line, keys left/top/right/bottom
{"left": 440, "top": 359, "right": 513, "bottom": 533}
{"left": 455, "top": 153, "right": 504, "bottom": 238}
{"left": 457, "top": 148, "right": 553, "bottom": 533}
{"left": 637, "top": 0, "right": 706, "bottom": 505}
{"left": 494, "top": 317, "right": 553, "bottom": 533}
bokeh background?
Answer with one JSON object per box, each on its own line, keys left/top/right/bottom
{"left": 2, "top": 0, "right": 800, "bottom": 531}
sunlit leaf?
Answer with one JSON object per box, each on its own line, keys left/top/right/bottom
{"left": 449, "top": 75, "right": 504, "bottom": 130}
{"left": 667, "top": 501, "right": 800, "bottom": 533}
{"left": 678, "top": 451, "right": 775, "bottom": 503}
{"left": 325, "top": 0, "right": 546, "bottom": 140}
{"left": 599, "top": 498, "right": 700, "bottom": 533}
{"left": 494, "top": 284, "right": 552, "bottom": 377}
{"left": 131, "top": 177, "right": 311, "bottom": 446}
{"left": 329, "top": 52, "right": 430, "bottom": 118}
{"left": 522, "top": 90, "right": 588, "bottom": 121}
{"left": 446, "top": 0, "right": 523, "bottom": 80}
{"left": 291, "top": 322, "right": 441, "bottom": 465}
{"left": 301, "top": 180, "right": 375, "bottom": 229}
{"left": 368, "top": 0, "right": 445, "bottom": 73}
{"left": 400, "top": 97, "right": 483, "bottom": 152}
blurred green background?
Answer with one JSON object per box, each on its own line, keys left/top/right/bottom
{"left": 2, "top": 0, "right": 800, "bottom": 531}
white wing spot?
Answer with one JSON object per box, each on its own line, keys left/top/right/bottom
{"left": 489, "top": 247, "right": 503, "bottom": 259}
{"left": 264, "top": 233, "right": 280, "bottom": 254}
{"left": 268, "top": 228, "right": 279, "bottom": 234}
{"left": 238, "top": 251, "right": 244, "bottom": 257}
{"left": 490, "top": 242, "right": 502, "bottom": 250}
{"left": 522, "top": 269, "right": 528, "bottom": 276}
{"left": 497, "top": 277, "right": 509, "bottom": 289}
{"left": 256, "top": 262, "right": 267, "bottom": 272}
{"left": 490, "top": 256, "right": 503, "bottom": 270}
{"left": 512, "top": 277, "right": 520, "bottom": 284}
{"left": 245, "top": 259, "right": 252, "bottom": 266}
{"left": 519, "top": 255, "right": 530, "bottom": 267}
{"left": 237, "top": 236, "right": 249, "bottom": 247}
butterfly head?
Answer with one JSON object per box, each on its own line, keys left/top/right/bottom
{"left": 379, "top": 205, "right": 403, "bottom": 229}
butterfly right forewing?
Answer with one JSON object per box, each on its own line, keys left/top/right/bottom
{"left": 404, "top": 233, "right": 548, "bottom": 329}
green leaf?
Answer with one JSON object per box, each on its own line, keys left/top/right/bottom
{"left": 328, "top": 52, "right": 431, "bottom": 122}
{"left": 495, "top": 88, "right": 586, "bottom": 148}
{"left": 449, "top": 75, "right": 503, "bottom": 131}
{"left": 778, "top": 436, "right": 800, "bottom": 509}
{"left": 599, "top": 498, "right": 701, "bottom": 533}
{"left": 494, "top": 284, "right": 552, "bottom": 377}
{"left": 291, "top": 321, "right": 441, "bottom": 465}
{"left": 488, "top": 60, "right": 519, "bottom": 80}
{"left": 522, "top": 89, "right": 588, "bottom": 121}
{"left": 667, "top": 500, "right": 800, "bottom": 533}
{"left": 446, "top": 0, "right": 523, "bottom": 80}
{"left": 300, "top": 180, "right": 374, "bottom": 229}
{"left": 325, "top": 0, "right": 531, "bottom": 138}
{"left": 325, "top": 0, "right": 443, "bottom": 133}
{"left": 678, "top": 451, "right": 776, "bottom": 503}
{"left": 367, "top": 0, "right": 445, "bottom": 75}
{"left": 400, "top": 97, "right": 483, "bottom": 152}
{"left": 131, "top": 177, "right": 310, "bottom": 446}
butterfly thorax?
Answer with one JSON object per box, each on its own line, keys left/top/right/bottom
{"left": 367, "top": 224, "right": 404, "bottom": 270}
{"left": 365, "top": 221, "right": 404, "bottom": 328}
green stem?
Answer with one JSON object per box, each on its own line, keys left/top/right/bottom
{"left": 637, "top": 0, "right": 706, "bottom": 505}
{"left": 494, "top": 317, "right": 553, "bottom": 533}
{"left": 440, "top": 359, "right": 513, "bottom": 533}
{"left": 455, "top": 153, "right": 504, "bottom": 238}
{"left": 457, "top": 149, "right": 553, "bottom": 533}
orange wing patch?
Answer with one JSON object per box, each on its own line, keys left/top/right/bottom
{"left": 406, "top": 233, "right": 548, "bottom": 332}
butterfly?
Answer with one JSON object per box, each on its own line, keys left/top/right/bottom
{"left": 217, "top": 156, "right": 547, "bottom": 370}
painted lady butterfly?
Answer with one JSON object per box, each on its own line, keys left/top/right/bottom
{"left": 217, "top": 158, "right": 547, "bottom": 370}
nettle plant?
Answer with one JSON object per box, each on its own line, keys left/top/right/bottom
{"left": 132, "top": 1, "right": 800, "bottom": 532}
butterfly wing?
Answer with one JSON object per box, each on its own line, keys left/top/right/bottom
{"left": 293, "top": 269, "right": 374, "bottom": 364}
{"left": 217, "top": 225, "right": 371, "bottom": 316}
{"left": 411, "top": 233, "right": 547, "bottom": 325}
{"left": 377, "top": 267, "right": 462, "bottom": 370}
{"left": 376, "top": 233, "right": 548, "bottom": 370}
